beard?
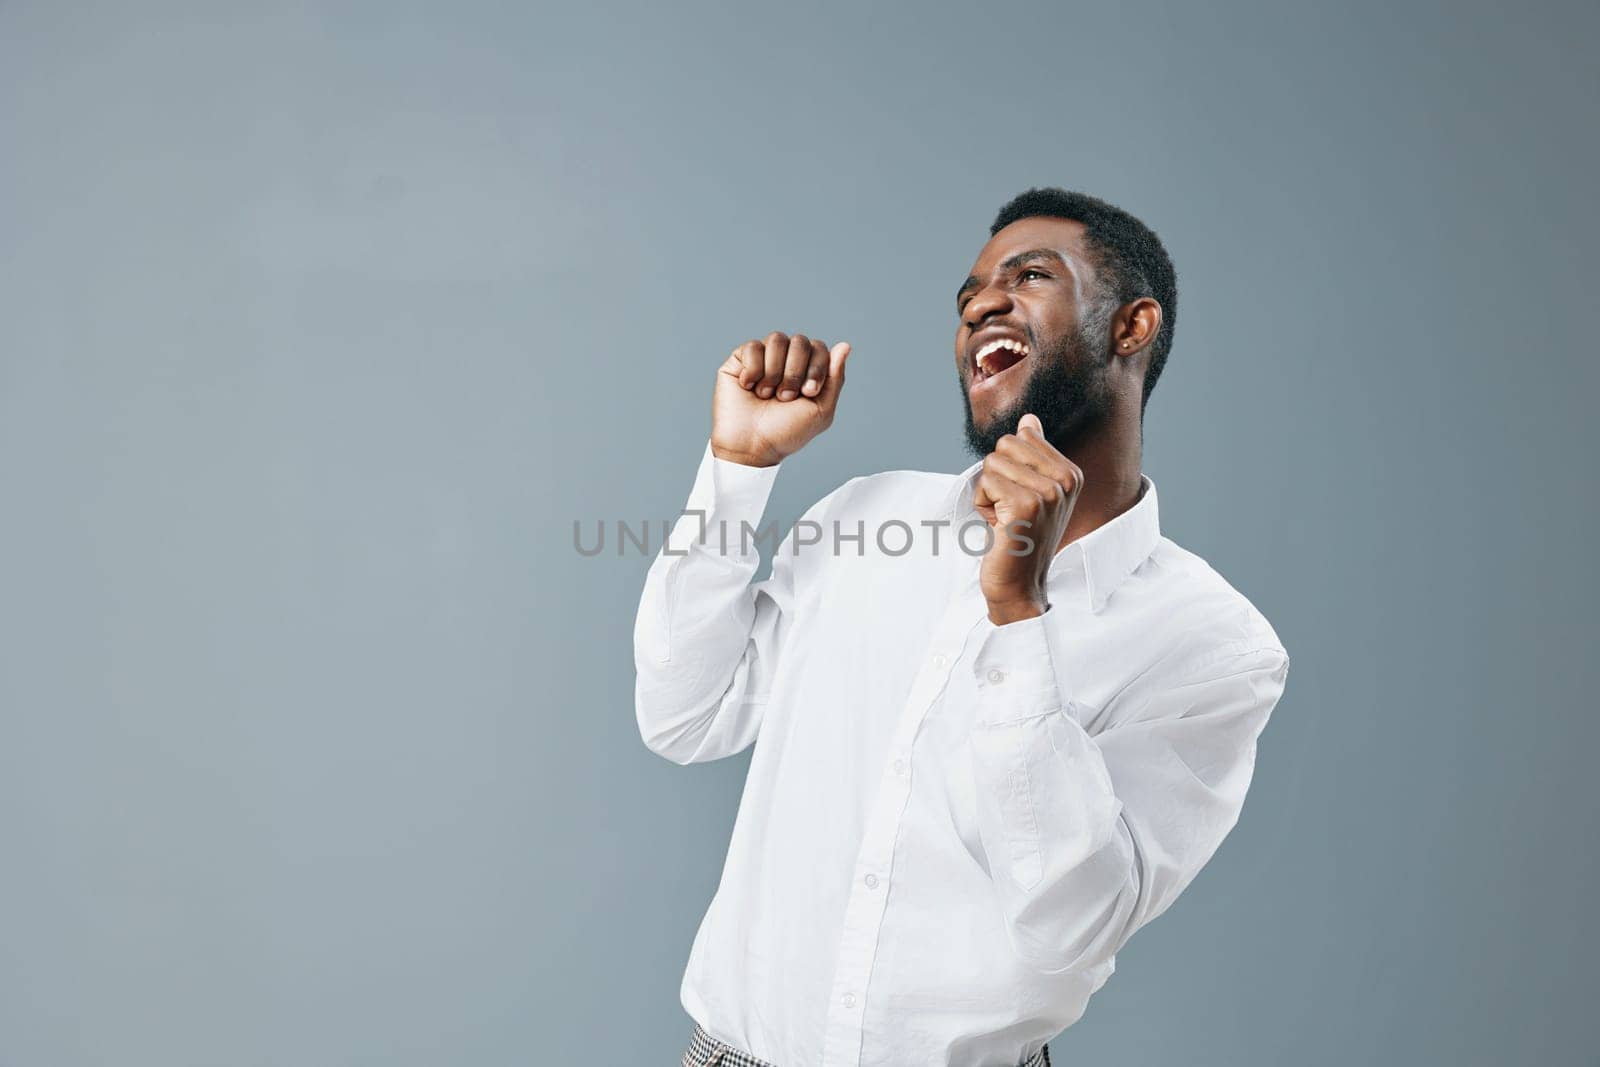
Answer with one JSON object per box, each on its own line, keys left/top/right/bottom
{"left": 961, "top": 321, "right": 1114, "bottom": 459}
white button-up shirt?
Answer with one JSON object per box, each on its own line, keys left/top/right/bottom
{"left": 634, "top": 442, "right": 1290, "bottom": 1067}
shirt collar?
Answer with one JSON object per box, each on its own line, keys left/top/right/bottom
{"left": 944, "top": 459, "right": 1161, "bottom": 614}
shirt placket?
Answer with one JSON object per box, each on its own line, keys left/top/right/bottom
{"left": 820, "top": 554, "right": 984, "bottom": 1066}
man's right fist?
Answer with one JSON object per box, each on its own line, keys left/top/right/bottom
{"left": 710, "top": 332, "right": 851, "bottom": 468}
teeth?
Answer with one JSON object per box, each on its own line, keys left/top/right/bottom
{"left": 974, "top": 337, "right": 1030, "bottom": 375}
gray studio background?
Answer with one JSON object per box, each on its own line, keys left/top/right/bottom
{"left": 2, "top": 2, "right": 1595, "bottom": 1064}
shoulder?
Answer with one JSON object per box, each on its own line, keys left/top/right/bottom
{"left": 1129, "top": 536, "right": 1290, "bottom": 677}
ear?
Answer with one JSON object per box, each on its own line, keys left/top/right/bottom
{"left": 1110, "top": 297, "right": 1162, "bottom": 357}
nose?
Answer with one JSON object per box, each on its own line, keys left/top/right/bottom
{"left": 962, "top": 281, "right": 1012, "bottom": 331}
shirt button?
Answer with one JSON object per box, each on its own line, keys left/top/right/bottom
{"left": 864, "top": 873, "right": 879, "bottom": 888}
{"left": 987, "top": 668, "right": 1006, "bottom": 684}
{"left": 842, "top": 992, "right": 856, "bottom": 1008}
{"left": 892, "top": 758, "right": 906, "bottom": 775}
{"left": 932, "top": 653, "right": 948, "bottom": 670}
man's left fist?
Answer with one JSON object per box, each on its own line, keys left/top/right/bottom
{"left": 972, "top": 412, "right": 1084, "bottom": 625}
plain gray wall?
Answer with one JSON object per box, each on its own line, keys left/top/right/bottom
{"left": 2, "top": 1, "right": 1596, "bottom": 1064}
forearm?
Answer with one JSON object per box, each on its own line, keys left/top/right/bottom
{"left": 633, "top": 442, "right": 784, "bottom": 763}
{"left": 966, "top": 615, "right": 1288, "bottom": 975}
{"left": 967, "top": 611, "right": 1135, "bottom": 973}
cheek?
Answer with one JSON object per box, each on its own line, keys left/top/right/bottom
{"left": 1027, "top": 299, "right": 1078, "bottom": 345}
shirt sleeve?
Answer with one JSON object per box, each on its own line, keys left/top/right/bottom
{"left": 632, "top": 440, "right": 818, "bottom": 765}
{"left": 965, "top": 610, "right": 1291, "bottom": 974}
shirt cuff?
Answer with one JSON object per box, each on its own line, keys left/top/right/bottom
{"left": 970, "top": 608, "right": 1068, "bottom": 725}
{"left": 665, "top": 440, "right": 783, "bottom": 554}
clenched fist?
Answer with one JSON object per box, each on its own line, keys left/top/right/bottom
{"left": 973, "top": 413, "right": 1085, "bottom": 625}
{"left": 711, "top": 331, "right": 851, "bottom": 468}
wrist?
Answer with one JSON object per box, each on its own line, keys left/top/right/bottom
{"left": 710, "top": 441, "right": 781, "bottom": 468}
{"left": 985, "top": 595, "right": 1048, "bottom": 626}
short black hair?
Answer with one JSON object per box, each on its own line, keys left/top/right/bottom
{"left": 991, "top": 188, "right": 1177, "bottom": 414}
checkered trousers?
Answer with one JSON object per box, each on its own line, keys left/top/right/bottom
{"left": 681, "top": 1021, "right": 1052, "bottom": 1066}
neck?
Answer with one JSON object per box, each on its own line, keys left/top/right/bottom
{"left": 1053, "top": 418, "right": 1144, "bottom": 554}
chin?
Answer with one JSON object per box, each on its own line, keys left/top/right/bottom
{"left": 966, "top": 377, "right": 1032, "bottom": 435}
{"left": 962, "top": 403, "right": 1013, "bottom": 459}
{"left": 972, "top": 385, "right": 1031, "bottom": 433}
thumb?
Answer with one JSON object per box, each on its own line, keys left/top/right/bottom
{"left": 1018, "top": 412, "right": 1043, "bottom": 437}
{"left": 830, "top": 340, "right": 851, "bottom": 377}
{"left": 818, "top": 341, "right": 851, "bottom": 411}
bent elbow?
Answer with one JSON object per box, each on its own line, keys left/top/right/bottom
{"left": 1005, "top": 824, "right": 1143, "bottom": 976}
{"left": 634, "top": 663, "right": 761, "bottom": 766}
{"left": 635, "top": 687, "right": 712, "bottom": 765}
{"left": 1015, "top": 881, "right": 1138, "bottom": 976}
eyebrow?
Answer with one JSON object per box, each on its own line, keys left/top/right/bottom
{"left": 956, "top": 248, "right": 1070, "bottom": 305}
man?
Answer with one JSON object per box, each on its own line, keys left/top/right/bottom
{"left": 635, "top": 188, "right": 1290, "bottom": 1067}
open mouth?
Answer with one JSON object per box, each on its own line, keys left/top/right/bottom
{"left": 970, "top": 337, "right": 1030, "bottom": 389}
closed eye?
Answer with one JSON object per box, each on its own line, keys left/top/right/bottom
{"left": 957, "top": 265, "right": 1052, "bottom": 313}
